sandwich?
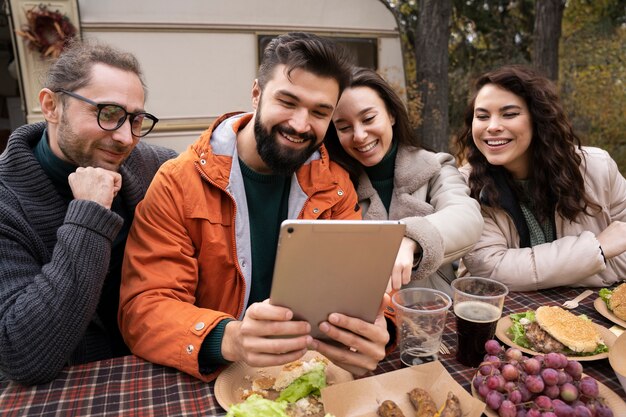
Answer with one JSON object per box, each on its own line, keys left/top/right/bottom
{"left": 599, "top": 282, "right": 626, "bottom": 320}
{"left": 229, "top": 357, "right": 335, "bottom": 417}
{"left": 508, "top": 306, "right": 608, "bottom": 355}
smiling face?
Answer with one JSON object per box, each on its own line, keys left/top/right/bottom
{"left": 472, "top": 83, "right": 533, "bottom": 179}
{"left": 332, "top": 86, "right": 395, "bottom": 167}
{"left": 251, "top": 65, "right": 340, "bottom": 175}
{"left": 50, "top": 63, "right": 146, "bottom": 171}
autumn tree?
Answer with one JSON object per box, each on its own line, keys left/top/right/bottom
{"left": 380, "top": 0, "right": 452, "bottom": 152}
{"left": 448, "top": 0, "right": 534, "bottom": 135}
{"left": 381, "top": 0, "right": 624, "bottom": 170}
{"left": 532, "top": 0, "right": 566, "bottom": 80}
{"left": 560, "top": 0, "right": 626, "bottom": 173}
{"left": 382, "top": 1, "right": 537, "bottom": 149}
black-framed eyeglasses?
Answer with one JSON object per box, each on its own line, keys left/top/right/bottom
{"left": 55, "top": 89, "right": 159, "bottom": 137}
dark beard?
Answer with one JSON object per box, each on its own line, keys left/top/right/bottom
{"left": 253, "top": 112, "right": 321, "bottom": 176}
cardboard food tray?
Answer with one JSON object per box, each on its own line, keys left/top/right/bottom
{"left": 321, "top": 361, "right": 485, "bottom": 417}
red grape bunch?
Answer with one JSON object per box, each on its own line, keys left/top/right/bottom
{"left": 472, "top": 339, "right": 614, "bottom": 417}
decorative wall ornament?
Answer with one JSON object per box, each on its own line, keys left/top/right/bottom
{"left": 15, "top": 3, "right": 77, "bottom": 59}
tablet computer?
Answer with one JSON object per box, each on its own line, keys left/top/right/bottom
{"left": 269, "top": 219, "right": 405, "bottom": 340}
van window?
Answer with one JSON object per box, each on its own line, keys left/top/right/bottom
{"left": 258, "top": 35, "right": 377, "bottom": 70}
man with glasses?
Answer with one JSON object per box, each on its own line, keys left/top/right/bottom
{"left": 120, "top": 32, "right": 391, "bottom": 383}
{"left": 0, "top": 40, "right": 176, "bottom": 385}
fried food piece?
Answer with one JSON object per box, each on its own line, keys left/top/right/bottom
{"left": 408, "top": 387, "right": 437, "bottom": 417}
{"left": 377, "top": 400, "right": 406, "bottom": 417}
{"left": 439, "top": 392, "right": 462, "bottom": 417}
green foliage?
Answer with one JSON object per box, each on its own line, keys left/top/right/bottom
{"left": 382, "top": 0, "right": 625, "bottom": 168}
{"left": 379, "top": 1, "right": 423, "bottom": 129}
{"left": 560, "top": 0, "right": 626, "bottom": 174}
{"left": 448, "top": 0, "right": 534, "bottom": 147}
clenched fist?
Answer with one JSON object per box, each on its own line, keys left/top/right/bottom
{"left": 68, "top": 167, "right": 122, "bottom": 209}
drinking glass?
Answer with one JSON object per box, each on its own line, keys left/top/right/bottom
{"left": 451, "top": 277, "right": 508, "bottom": 367}
{"left": 392, "top": 288, "right": 451, "bottom": 366}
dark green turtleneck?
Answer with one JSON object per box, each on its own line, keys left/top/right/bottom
{"left": 33, "top": 131, "right": 77, "bottom": 202}
{"left": 239, "top": 158, "right": 291, "bottom": 305}
{"left": 364, "top": 140, "right": 398, "bottom": 213}
{"left": 515, "top": 179, "right": 556, "bottom": 246}
{"left": 33, "top": 130, "right": 131, "bottom": 357}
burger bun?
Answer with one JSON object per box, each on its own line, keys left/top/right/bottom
{"left": 535, "top": 306, "right": 602, "bottom": 353}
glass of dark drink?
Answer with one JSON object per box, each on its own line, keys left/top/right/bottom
{"left": 451, "top": 277, "right": 508, "bottom": 367}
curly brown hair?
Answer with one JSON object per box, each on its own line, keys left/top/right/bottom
{"left": 453, "top": 65, "right": 599, "bottom": 222}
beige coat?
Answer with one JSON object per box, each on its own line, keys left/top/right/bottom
{"left": 358, "top": 145, "right": 483, "bottom": 294}
{"left": 461, "top": 147, "right": 626, "bottom": 291}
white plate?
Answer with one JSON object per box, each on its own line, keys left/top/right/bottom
{"left": 594, "top": 297, "right": 626, "bottom": 328}
{"left": 495, "top": 316, "right": 616, "bottom": 361}
{"left": 214, "top": 351, "right": 353, "bottom": 411}
{"left": 472, "top": 372, "right": 626, "bottom": 417}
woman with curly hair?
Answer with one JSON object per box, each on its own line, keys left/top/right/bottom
{"left": 455, "top": 65, "right": 626, "bottom": 291}
{"left": 325, "top": 67, "right": 483, "bottom": 294}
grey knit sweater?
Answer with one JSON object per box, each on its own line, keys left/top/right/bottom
{"left": 0, "top": 122, "right": 176, "bottom": 385}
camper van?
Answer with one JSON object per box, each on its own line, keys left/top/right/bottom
{"left": 2, "top": 0, "right": 404, "bottom": 152}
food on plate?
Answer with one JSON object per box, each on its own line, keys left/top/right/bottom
{"left": 534, "top": 306, "right": 601, "bottom": 353}
{"left": 507, "top": 306, "right": 608, "bottom": 355}
{"left": 274, "top": 356, "right": 328, "bottom": 403}
{"left": 377, "top": 400, "right": 406, "bottom": 417}
{"left": 376, "top": 389, "right": 461, "bottom": 417}
{"left": 438, "top": 391, "right": 462, "bottom": 417}
{"left": 232, "top": 356, "right": 334, "bottom": 417}
{"left": 408, "top": 387, "right": 438, "bottom": 417}
{"left": 599, "top": 283, "right": 626, "bottom": 320}
{"left": 227, "top": 394, "right": 335, "bottom": 417}
{"left": 227, "top": 394, "right": 290, "bottom": 417}
{"left": 474, "top": 339, "right": 615, "bottom": 417}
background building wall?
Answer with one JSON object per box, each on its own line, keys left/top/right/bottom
{"left": 6, "top": 0, "right": 404, "bottom": 152}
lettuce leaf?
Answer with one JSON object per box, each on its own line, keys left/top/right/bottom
{"left": 226, "top": 394, "right": 289, "bottom": 417}
{"left": 599, "top": 288, "right": 613, "bottom": 307}
{"left": 277, "top": 368, "right": 327, "bottom": 403}
{"left": 508, "top": 311, "right": 535, "bottom": 349}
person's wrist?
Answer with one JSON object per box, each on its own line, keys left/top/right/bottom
{"left": 599, "top": 245, "right": 606, "bottom": 264}
{"left": 221, "top": 320, "right": 241, "bottom": 362}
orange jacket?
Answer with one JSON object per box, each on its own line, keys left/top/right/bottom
{"left": 119, "top": 113, "right": 361, "bottom": 381}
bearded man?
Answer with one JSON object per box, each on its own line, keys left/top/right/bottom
{"left": 119, "top": 32, "right": 391, "bottom": 382}
{"left": 0, "top": 41, "right": 176, "bottom": 385}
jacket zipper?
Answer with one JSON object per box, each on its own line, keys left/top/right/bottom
{"left": 193, "top": 161, "right": 246, "bottom": 320}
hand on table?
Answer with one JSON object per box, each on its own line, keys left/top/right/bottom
{"left": 310, "top": 294, "right": 390, "bottom": 376}
{"left": 221, "top": 300, "right": 312, "bottom": 367}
